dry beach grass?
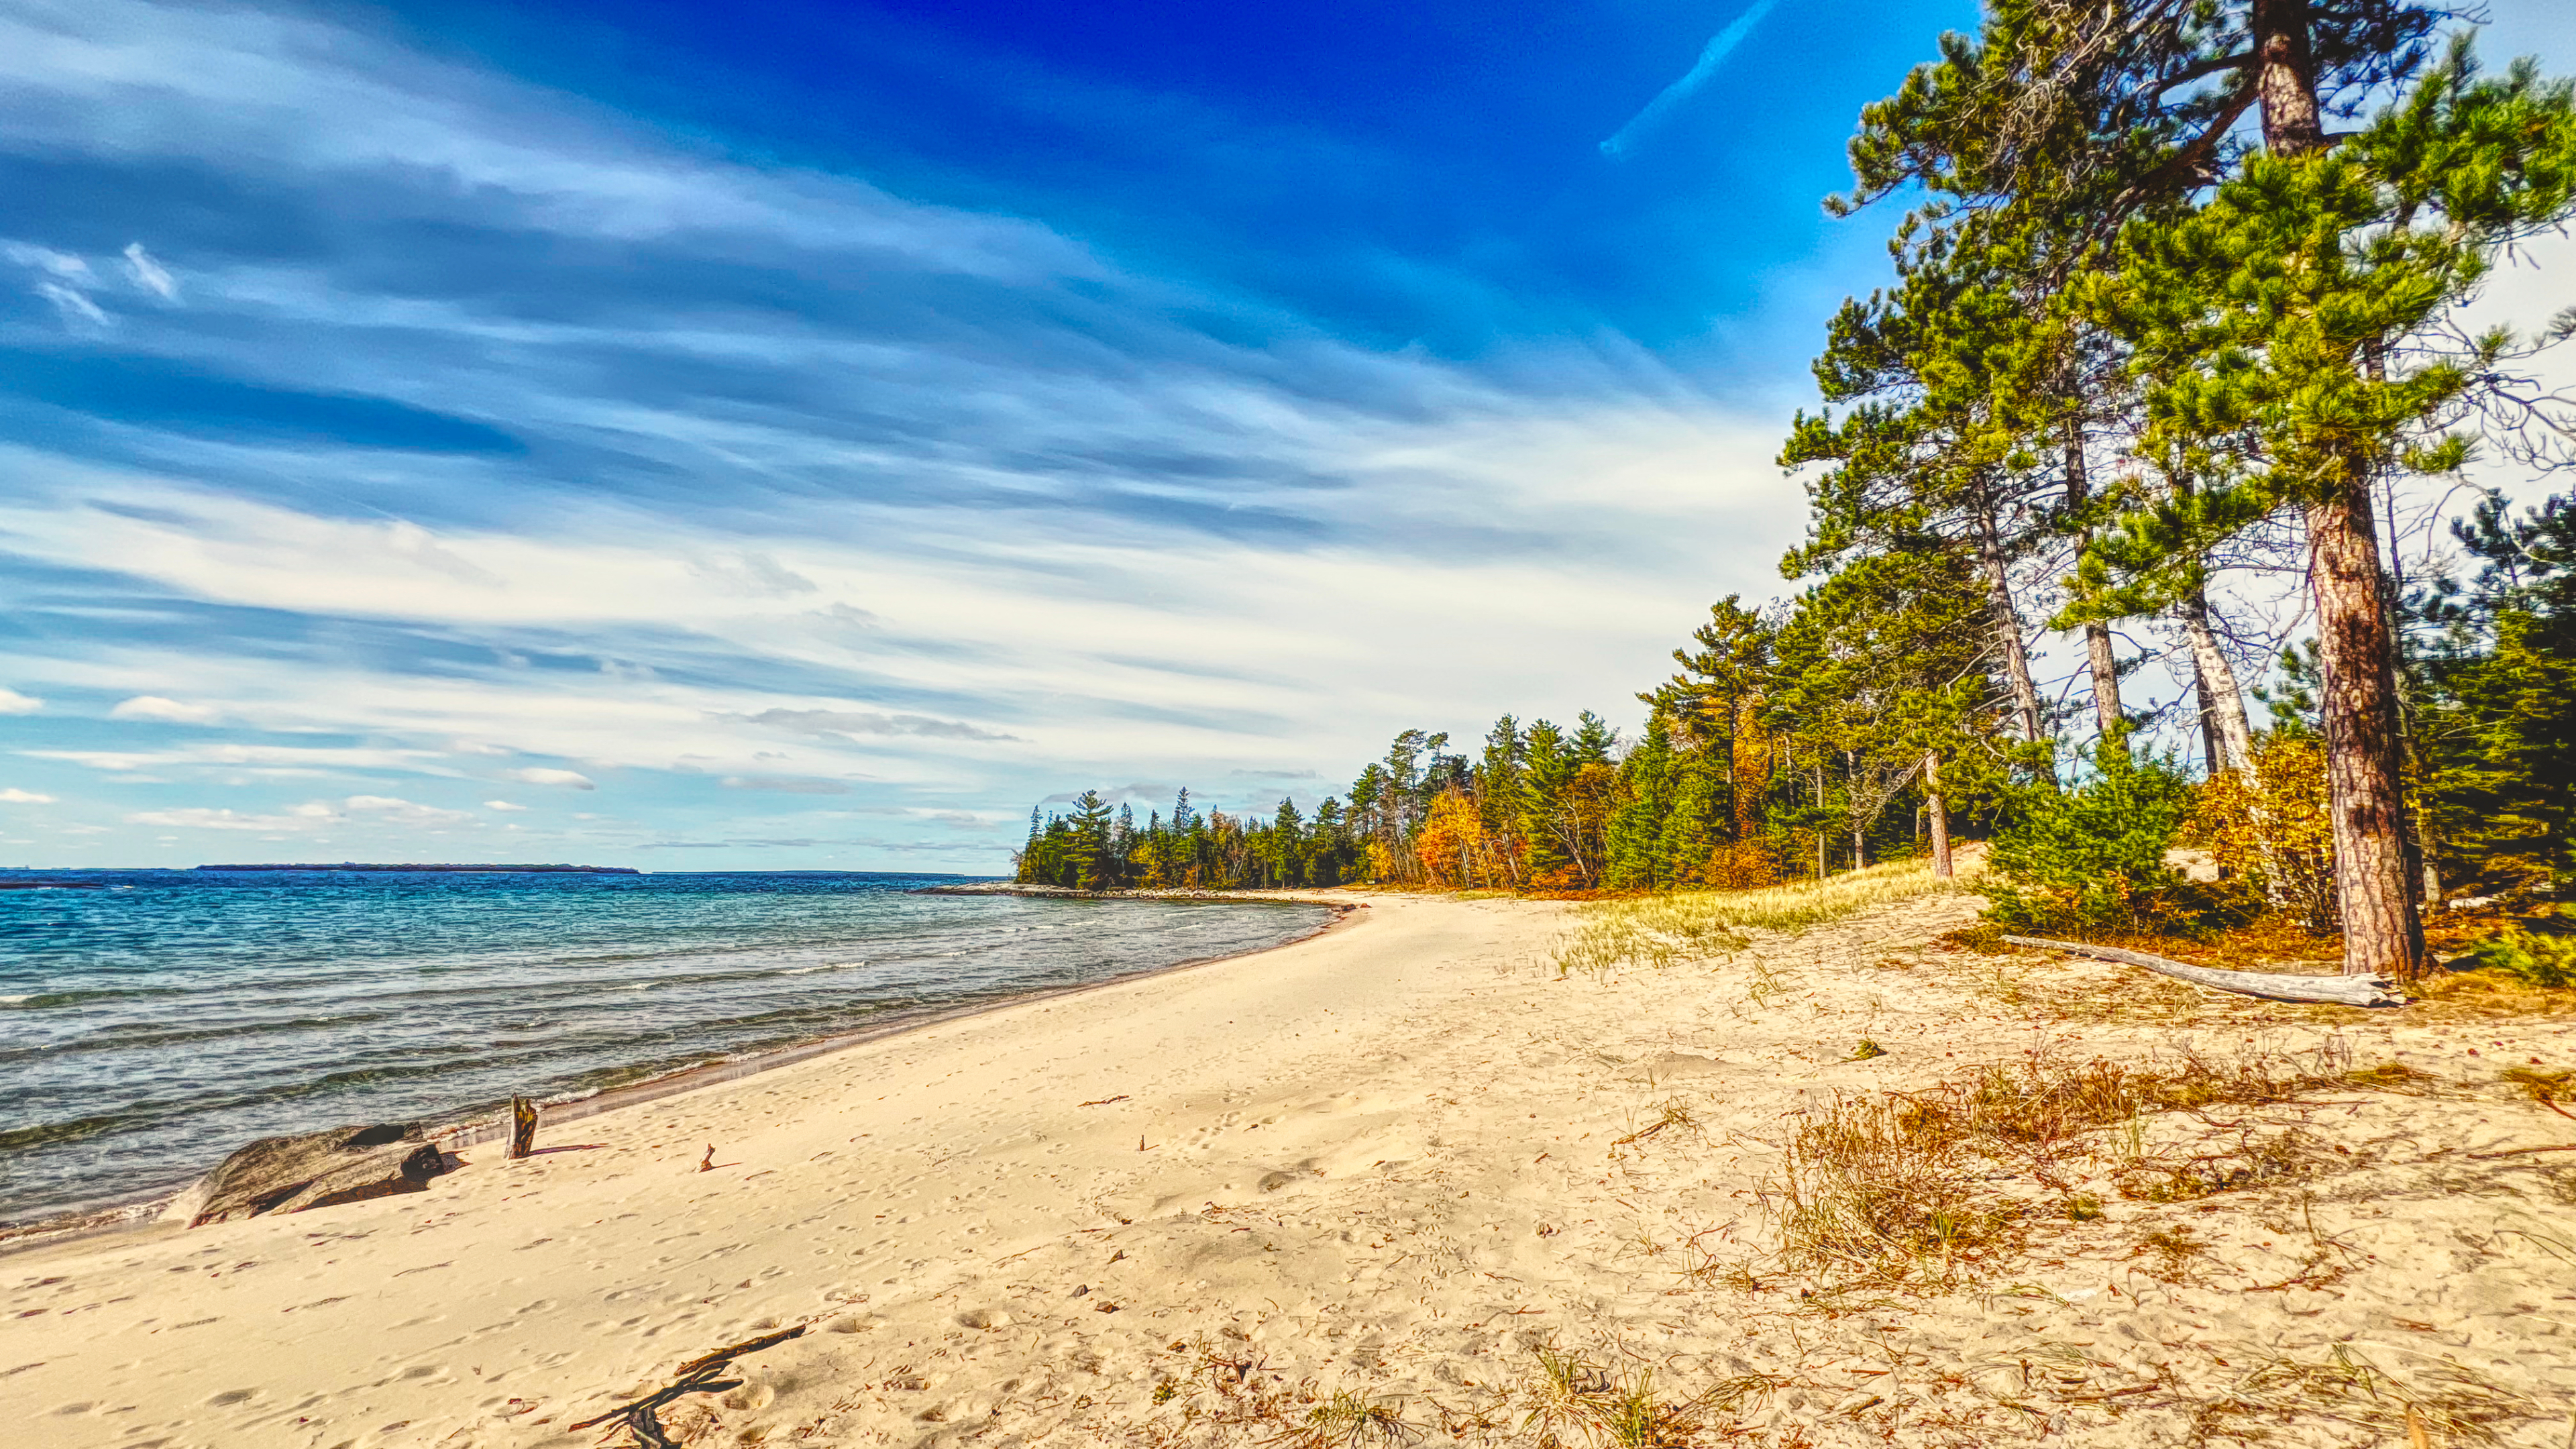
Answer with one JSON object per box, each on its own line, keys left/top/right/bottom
{"left": 5, "top": 872, "right": 2573, "bottom": 1448}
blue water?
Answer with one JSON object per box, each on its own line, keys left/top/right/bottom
{"left": 0, "top": 869, "right": 1330, "bottom": 1224}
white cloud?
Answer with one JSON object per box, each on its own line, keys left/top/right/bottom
{"left": 0, "top": 788, "right": 55, "bottom": 804}
{"left": 0, "top": 2, "right": 1097, "bottom": 279}
{"left": 0, "top": 688, "right": 40, "bottom": 714}
{"left": 33, "top": 280, "right": 107, "bottom": 326}
{"left": 344, "top": 794, "right": 474, "bottom": 825}
{"left": 25, "top": 743, "right": 439, "bottom": 774}
{"left": 3, "top": 241, "right": 93, "bottom": 283}
{"left": 109, "top": 694, "right": 222, "bottom": 724}
{"left": 483, "top": 798, "right": 527, "bottom": 811}
{"left": 128, "top": 794, "right": 472, "bottom": 831}
{"left": 721, "top": 775, "right": 853, "bottom": 794}
{"left": 127, "top": 802, "right": 336, "bottom": 831}
{"left": 121, "top": 241, "right": 178, "bottom": 299}
{"left": 510, "top": 767, "right": 596, "bottom": 790}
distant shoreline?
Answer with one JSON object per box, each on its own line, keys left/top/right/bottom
{"left": 193, "top": 863, "right": 643, "bottom": 874}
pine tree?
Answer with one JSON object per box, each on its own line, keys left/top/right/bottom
{"left": 2082, "top": 38, "right": 2576, "bottom": 975}
{"left": 1605, "top": 713, "right": 1677, "bottom": 890}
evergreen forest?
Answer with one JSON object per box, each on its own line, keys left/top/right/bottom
{"left": 1021, "top": 0, "right": 2576, "bottom": 985}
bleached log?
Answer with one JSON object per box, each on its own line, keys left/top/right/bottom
{"left": 2001, "top": 935, "right": 2404, "bottom": 1007}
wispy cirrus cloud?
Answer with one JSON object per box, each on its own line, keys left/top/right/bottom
{"left": 720, "top": 775, "right": 855, "bottom": 795}
{"left": 742, "top": 708, "right": 1020, "bottom": 743}
{"left": 127, "top": 794, "right": 471, "bottom": 832}
{"left": 0, "top": 0, "right": 1836, "bottom": 869}
{"left": 1600, "top": 0, "right": 1783, "bottom": 160}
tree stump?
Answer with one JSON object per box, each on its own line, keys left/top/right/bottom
{"left": 506, "top": 1095, "right": 539, "bottom": 1159}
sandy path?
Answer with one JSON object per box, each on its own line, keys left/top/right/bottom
{"left": 7, "top": 890, "right": 2573, "bottom": 1448}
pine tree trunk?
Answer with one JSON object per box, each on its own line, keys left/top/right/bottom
{"left": 2251, "top": 0, "right": 2326, "bottom": 156}
{"left": 1925, "top": 751, "right": 1953, "bottom": 879}
{"left": 2178, "top": 590, "right": 2257, "bottom": 775}
{"left": 2254, "top": 0, "right": 2422, "bottom": 979}
{"left": 1849, "top": 750, "right": 1865, "bottom": 870}
{"left": 1972, "top": 492, "right": 2047, "bottom": 759}
{"left": 1815, "top": 761, "right": 1828, "bottom": 880}
{"left": 2063, "top": 430, "right": 2124, "bottom": 743}
{"left": 2306, "top": 484, "right": 2426, "bottom": 978}
{"left": 2193, "top": 662, "right": 2225, "bottom": 773}
{"left": 2085, "top": 624, "right": 2121, "bottom": 741}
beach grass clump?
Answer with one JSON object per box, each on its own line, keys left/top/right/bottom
{"left": 1511, "top": 1347, "right": 1703, "bottom": 1448}
{"left": 1280, "top": 1389, "right": 1415, "bottom": 1446}
{"left": 1553, "top": 859, "right": 1963, "bottom": 977}
{"left": 1765, "top": 1044, "right": 2381, "bottom": 1291}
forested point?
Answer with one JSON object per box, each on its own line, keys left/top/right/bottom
{"left": 1024, "top": 0, "right": 2576, "bottom": 987}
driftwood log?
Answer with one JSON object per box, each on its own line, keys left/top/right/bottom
{"left": 506, "top": 1095, "right": 539, "bottom": 1160}
{"left": 2002, "top": 935, "right": 2404, "bottom": 1007}
{"left": 186, "top": 1122, "right": 455, "bottom": 1226}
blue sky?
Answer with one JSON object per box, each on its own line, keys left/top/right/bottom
{"left": 1, "top": 0, "right": 2570, "bottom": 871}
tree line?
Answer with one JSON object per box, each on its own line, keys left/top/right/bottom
{"left": 1022, "top": 0, "right": 2576, "bottom": 982}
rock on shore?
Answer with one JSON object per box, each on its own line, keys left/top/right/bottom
{"left": 179, "top": 1122, "right": 456, "bottom": 1227}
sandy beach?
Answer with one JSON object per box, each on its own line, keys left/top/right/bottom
{"left": 9, "top": 887, "right": 2575, "bottom": 1448}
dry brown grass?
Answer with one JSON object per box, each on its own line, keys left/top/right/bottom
{"left": 2408, "top": 965, "right": 2576, "bottom": 1020}
{"left": 2187, "top": 1342, "right": 2536, "bottom": 1446}
{"left": 1555, "top": 861, "right": 1964, "bottom": 977}
{"left": 1762, "top": 1042, "right": 2392, "bottom": 1292}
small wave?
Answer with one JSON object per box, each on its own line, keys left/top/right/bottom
{"left": 0, "top": 986, "right": 192, "bottom": 1010}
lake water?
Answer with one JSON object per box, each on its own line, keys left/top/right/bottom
{"left": 0, "top": 869, "right": 1330, "bottom": 1224}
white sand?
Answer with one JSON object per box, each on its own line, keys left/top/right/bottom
{"left": 7, "top": 891, "right": 2574, "bottom": 1448}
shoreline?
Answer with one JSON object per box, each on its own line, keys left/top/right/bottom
{"left": 913, "top": 881, "right": 1343, "bottom": 900}
{"left": 0, "top": 892, "right": 1361, "bottom": 1258}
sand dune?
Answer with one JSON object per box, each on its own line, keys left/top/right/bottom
{"left": 7, "top": 889, "right": 2573, "bottom": 1447}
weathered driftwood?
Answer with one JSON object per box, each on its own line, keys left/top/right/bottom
{"left": 506, "top": 1095, "right": 539, "bottom": 1160}
{"left": 187, "top": 1122, "right": 455, "bottom": 1226}
{"left": 570, "top": 1326, "right": 807, "bottom": 1446}
{"left": 2002, "top": 935, "right": 2404, "bottom": 1007}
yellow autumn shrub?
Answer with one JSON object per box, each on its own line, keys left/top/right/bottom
{"left": 2189, "top": 735, "right": 2335, "bottom": 932}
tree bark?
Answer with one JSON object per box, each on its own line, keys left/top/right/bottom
{"left": 1849, "top": 749, "right": 1866, "bottom": 870}
{"left": 2085, "top": 625, "right": 2122, "bottom": 742}
{"left": 2193, "top": 661, "right": 2225, "bottom": 773}
{"left": 2251, "top": 0, "right": 2327, "bottom": 156}
{"left": 1815, "top": 760, "right": 1829, "bottom": 880}
{"left": 2253, "top": 0, "right": 2424, "bottom": 979}
{"left": 2062, "top": 429, "right": 2125, "bottom": 743}
{"left": 1972, "top": 489, "right": 2048, "bottom": 763}
{"left": 2178, "top": 589, "right": 2257, "bottom": 775}
{"left": 2306, "top": 483, "right": 2426, "bottom": 978}
{"left": 1925, "top": 751, "right": 1953, "bottom": 879}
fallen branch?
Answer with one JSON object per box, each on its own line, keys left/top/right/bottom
{"left": 2467, "top": 1143, "right": 2576, "bottom": 1161}
{"left": 570, "top": 1326, "right": 806, "bottom": 1446}
{"left": 2001, "top": 936, "right": 2403, "bottom": 1007}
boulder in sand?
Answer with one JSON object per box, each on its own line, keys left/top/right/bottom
{"left": 182, "top": 1123, "right": 456, "bottom": 1227}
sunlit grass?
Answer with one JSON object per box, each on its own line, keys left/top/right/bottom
{"left": 1551, "top": 859, "right": 1970, "bottom": 976}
